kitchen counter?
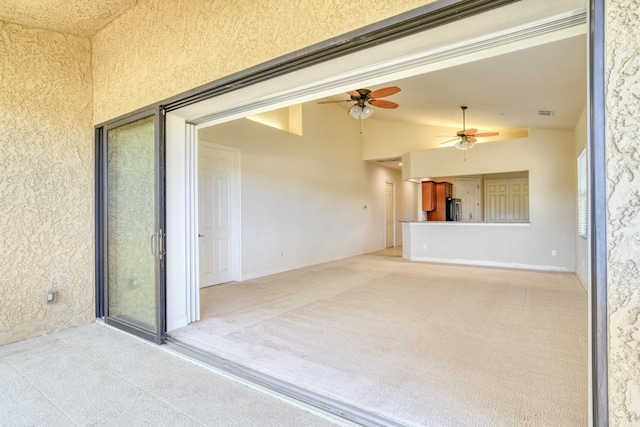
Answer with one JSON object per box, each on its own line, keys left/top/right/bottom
{"left": 401, "top": 221, "right": 567, "bottom": 272}
{"left": 400, "top": 221, "right": 530, "bottom": 226}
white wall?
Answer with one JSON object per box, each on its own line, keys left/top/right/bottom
{"left": 404, "top": 129, "right": 577, "bottom": 271}
{"left": 199, "top": 102, "right": 413, "bottom": 280}
{"left": 574, "top": 107, "right": 588, "bottom": 289}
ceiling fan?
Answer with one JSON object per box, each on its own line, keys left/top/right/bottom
{"left": 317, "top": 86, "right": 401, "bottom": 119}
{"left": 439, "top": 106, "right": 499, "bottom": 150}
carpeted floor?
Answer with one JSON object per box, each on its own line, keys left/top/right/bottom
{"left": 170, "top": 251, "right": 588, "bottom": 426}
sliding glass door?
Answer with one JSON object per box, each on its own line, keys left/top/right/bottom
{"left": 98, "top": 109, "right": 165, "bottom": 343}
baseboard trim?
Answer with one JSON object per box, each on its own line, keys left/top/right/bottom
{"left": 164, "top": 337, "right": 406, "bottom": 427}
{"left": 408, "top": 256, "right": 571, "bottom": 272}
{"left": 240, "top": 247, "right": 387, "bottom": 282}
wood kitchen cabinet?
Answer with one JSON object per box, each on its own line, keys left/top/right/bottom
{"left": 421, "top": 181, "right": 436, "bottom": 211}
{"left": 426, "top": 182, "right": 453, "bottom": 221}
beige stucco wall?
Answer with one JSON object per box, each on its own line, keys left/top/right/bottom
{"left": 0, "top": 22, "right": 94, "bottom": 345}
{"left": 92, "top": 0, "right": 434, "bottom": 124}
{"left": 605, "top": 0, "right": 640, "bottom": 425}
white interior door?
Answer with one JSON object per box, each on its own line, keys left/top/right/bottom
{"left": 510, "top": 179, "right": 530, "bottom": 222}
{"left": 199, "top": 142, "right": 236, "bottom": 287}
{"left": 485, "top": 180, "right": 509, "bottom": 222}
{"left": 385, "top": 182, "right": 394, "bottom": 248}
{"left": 456, "top": 178, "right": 481, "bottom": 222}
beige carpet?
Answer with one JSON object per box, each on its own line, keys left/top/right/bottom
{"left": 170, "top": 252, "right": 588, "bottom": 426}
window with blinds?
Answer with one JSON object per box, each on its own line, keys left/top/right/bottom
{"left": 577, "top": 149, "right": 587, "bottom": 238}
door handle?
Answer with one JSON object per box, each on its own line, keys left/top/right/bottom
{"left": 198, "top": 234, "right": 204, "bottom": 238}
{"left": 151, "top": 233, "right": 158, "bottom": 257}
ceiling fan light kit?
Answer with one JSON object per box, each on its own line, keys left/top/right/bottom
{"left": 349, "top": 104, "right": 374, "bottom": 119}
{"left": 455, "top": 139, "right": 474, "bottom": 150}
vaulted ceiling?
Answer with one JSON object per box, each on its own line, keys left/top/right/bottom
{"left": 321, "top": 33, "right": 586, "bottom": 132}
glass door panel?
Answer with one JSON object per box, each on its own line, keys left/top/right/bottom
{"left": 104, "top": 111, "right": 164, "bottom": 343}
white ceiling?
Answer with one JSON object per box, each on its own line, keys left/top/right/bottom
{"left": 320, "top": 34, "right": 586, "bottom": 133}
{"left": 0, "top": 0, "right": 138, "bottom": 37}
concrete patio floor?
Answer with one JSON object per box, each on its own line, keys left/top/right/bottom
{"left": 0, "top": 322, "right": 344, "bottom": 427}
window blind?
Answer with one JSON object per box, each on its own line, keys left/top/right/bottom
{"left": 577, "top": 149, "right": 587, "bottom": 238}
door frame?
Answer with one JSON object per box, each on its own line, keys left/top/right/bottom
{"left": 95, "top": 107, "right": 166, "bottom": 344}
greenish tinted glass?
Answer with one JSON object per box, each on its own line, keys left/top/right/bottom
{"left": 107, "top": 115, "right": 157, "bottom": 333}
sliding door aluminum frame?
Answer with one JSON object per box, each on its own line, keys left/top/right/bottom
{"left": 589, "top": 0, "right": 607, "bottom": 425}
{"left": 94, "top": 0, "right": 608, "bottom": 423}
{"left": 161, "top": 0, "right": 519, "bottom": 113}
{"left": 95, "top": 127, "right": 104, "bottom": 319}
{"left": 96, "top": 108, "right": 166, "bottom": 344}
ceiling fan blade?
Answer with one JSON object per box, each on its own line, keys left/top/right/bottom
{"left": 467, "top": 137, "right": 477, "bottom": 143}
{"left": 463, "top": 128, "right": 478, "bottom": 136}
{"left": 316, "top": 99, "right": 352, "bottom": 104}
{"left": 369, "top": 99, "right": 399, "bottom": 109}
{"left": 347, "top": 90, "right": 361, "bottom": 98}
{"left": 439, "top": 138, "right": 460, "bottom": 145}
{"left": 473, "top": 132, "right": 500, "bottom": 137}
{"left": 369, "top": 86, "right": 401, "bottom": 99}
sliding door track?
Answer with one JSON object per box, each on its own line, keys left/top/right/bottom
{"left": 165, "top": 337, "right": 405, "bottom": 427}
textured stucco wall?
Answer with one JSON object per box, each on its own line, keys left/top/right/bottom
{"left": 0, "top": 22, "right": 94, "bottom": 345}
{"left": 605, "top": 0, "right": 640, "bottom": 425}
{"left": 92, "top": 0, "right": 434, "bottom": 124}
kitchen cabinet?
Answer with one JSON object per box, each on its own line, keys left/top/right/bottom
{"left": 421, "top": 181, "right": 436, "bottom": 211}
{"left": 427, "top": 182, "right": 453, "bottom": 221}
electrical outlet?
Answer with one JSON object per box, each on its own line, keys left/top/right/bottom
{"left": 293, "top": 249, "right": 297, "bottom": 256}
{"left": 422, "top": 244, "right": 427, "bottom": 250}
{"left": 551, "top": 250, "right": 557, "bottom": 257}
{"left": 46, "top": 290, "right": 57, "bottom": 304}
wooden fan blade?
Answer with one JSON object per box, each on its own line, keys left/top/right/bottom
{"left": 463, "top": 128, "right": 478, "bottom": 135}
{"left": 467, "top": 137, "right": 477, "bottom": 143}
{"left": 316, "top": 99, "right": 352, "bottom": 104}
{"left": 473, "top": 132, "right": 500, "bottom": 137}
{"left": 347, "top": 90, "right": 361, "bottom": 98}
{"left": 439, "top": 138, "right": 460, "bottom": 146}
{"left": 369, "top": 86, "right": 401, "bottom": 99}
{"left": 369, "top": 99, "right": 399, "bottom": 109}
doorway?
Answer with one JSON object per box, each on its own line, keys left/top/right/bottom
{"left": 198, "top": 141, "right": 240, "bottom": 288}
{"left": 456, "top": 178, "right": 480, "bottom": 222}
{"left": 385, "top": 182, "right": 395, "bottom": 247}
{"left": 158, "top": 0, "right": 595, "bottom": 423}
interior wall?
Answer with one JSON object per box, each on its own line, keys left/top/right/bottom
{"left": 198, "top": 102, "right": 409, "bottom": 280}
{"left": 405, "top": 129, "right": 577, "bottom": 271}
{"left": 573, "top": 106, "right": 587, "bottom": 290}
{"left": 91, "top": 0, "right": 435, "bottom": 124}
{"left": 0, "top": 21, "right": 94, "bottom": 345}
{"left": 605, "top": 0, "right": 640, "bottom": 422}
